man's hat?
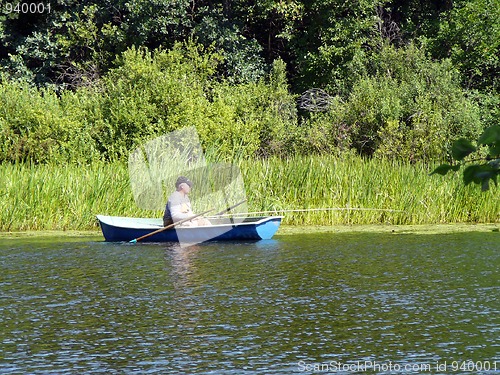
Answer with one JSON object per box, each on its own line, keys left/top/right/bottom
{"left": 175, "top": 176, "right": 192, "bottom": 188}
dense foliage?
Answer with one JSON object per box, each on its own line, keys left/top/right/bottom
{"left": 0, "top": 0, "right": 499, "bottom": 164}
{"left": 432, "top": 125, "right": 500, "bottom": 191}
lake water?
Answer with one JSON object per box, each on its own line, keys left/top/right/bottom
{"left": 0, "top": 231, "right": 499, "bottom": 374}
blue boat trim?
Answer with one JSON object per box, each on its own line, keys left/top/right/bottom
{"left": 96, "top": 215, "right": 283, "bottom": 242}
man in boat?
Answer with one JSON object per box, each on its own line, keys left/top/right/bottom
{"left": 163, "top": 176, "right": 210, "bottom": 227}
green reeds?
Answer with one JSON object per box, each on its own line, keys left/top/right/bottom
{"left": 1, "top": 155, "right": 498, "bottom": 231}
{"left": 0, "top": 163, "right": 154, "bottom": 231}
{"left": 240, "top": 155, "right": 499, "bottom": 225}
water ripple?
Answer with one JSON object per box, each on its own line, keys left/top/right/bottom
{"left": 0, "top": 232, "right": 498, "bottom": 374}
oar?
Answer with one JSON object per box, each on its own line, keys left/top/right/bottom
{"left": 214, "top": 199, "right": 247, "bottom": 216}
{"left": 129, "top": 209, "right": 214, "bottom": 243}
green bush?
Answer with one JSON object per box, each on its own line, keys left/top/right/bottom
{"left": 97, "top": 45, "right": 297, "bottom": 160}
{"left": 205, "top": 59, "right": 297, "bottom": 159}
{"left": 0, "top": 80, "right": 98, "bottom": 163}
{"left": 343, "top": 44, "right": 482, "bottom": 160}
{"left": 94, "top": 43, "right": 220, "bottom": 159}
{"left": 0, "top": 42, "right": 486, "bottom": 164}
{"left": 293, "top": 44, "right": 482, "bottom": 160}
{"left": 0, "top": 43, "right": 298, "bottom": 163}
{"left": 293, "top": 99, "right": 351, "bottom": 155}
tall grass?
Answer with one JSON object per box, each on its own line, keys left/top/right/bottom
{"left": 240, "top": 155, "right": 499, "bottom": 225}
{"left": 0, "top": 155, "right": 498, "bottom": 231}
{"left": 0, "top": 163, "right": 152, "bottom": 231}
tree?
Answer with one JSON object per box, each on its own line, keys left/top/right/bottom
{"left": 0, "top": 0, "right": 193, "bottom": 88}
{"left": 433, "top": 0, "right": 500, "bottom": 92}
{"left": 287, "top": 0, "right": 383, "bottom": 94}
{"left": 192, "top": 4, "right": 266, "bottom": 82}
{"left": 431, "top": 125, "right": 500, "bottom": 191}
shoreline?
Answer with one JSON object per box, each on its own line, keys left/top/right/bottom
{"left": 277, "top": 223, "right": 500, "bottom": 235}
{"left": 1, "top": 223, "right": 498, "bottom": 239}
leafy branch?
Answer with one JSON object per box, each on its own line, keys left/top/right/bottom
{"left": 431, "top": 125, "right": 500, "bottom": 191}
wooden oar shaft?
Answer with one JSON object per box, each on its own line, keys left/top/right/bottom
{"left": 130, "top": 209, "right": 214, "bottom": 243}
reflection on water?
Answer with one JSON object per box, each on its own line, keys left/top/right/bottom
{"left": 0, "top": 232, "right": 498, "bottom": 374}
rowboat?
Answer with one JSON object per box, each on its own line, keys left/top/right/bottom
{"left": 96, "top": 215, "right": 283, "bottom": 243}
